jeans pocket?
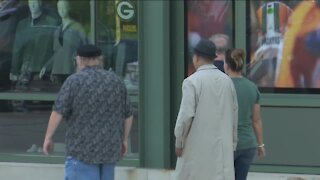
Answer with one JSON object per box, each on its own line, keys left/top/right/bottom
{"left": 65, "top": 156, "right": 78, "bottom": 168}
{"left": 65, "top": 156, "right": 79, "bottom": 180}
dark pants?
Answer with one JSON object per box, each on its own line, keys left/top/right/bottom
{"left": 0, "top": 55, "right": 11, "bottom": 90}
{"left": 234, "top": 148, "right": 256, "bottom": 180}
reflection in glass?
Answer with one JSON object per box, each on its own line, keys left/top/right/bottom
{"left": 0, "top": 100, "right": 65, "bottom": 155}
{"left": 96, "top": 0, "right": 139, "bottom": 157}
{"left": 1, "top": 0, "right": 91, "bottom": 92}
{"left": 10, "top": 0, "right": 59, "bottom": 91}
{"left": 40, "top": 0, "right": 89, "bottom": 85}
{"left": 0, "top": 0, "right": 139, "bottom": 159}
{"left": 0, "top": 0, "right": 29, "bottom": 91}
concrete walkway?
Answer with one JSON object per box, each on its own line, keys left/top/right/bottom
{"left": 0, "top": 163, "right": 320, "bottom": 180}
{"left": 247, "top": 172, "right": 320, "bottom": 180}
{"left": 117, "top": 168, "right": 320, "bottom": 180}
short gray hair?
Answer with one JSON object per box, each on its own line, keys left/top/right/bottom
{"left": 209, "top": 34, "right": 230, "bottom": 54}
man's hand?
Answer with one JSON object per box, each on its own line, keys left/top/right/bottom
{"left": 43, "top": 138, "right": 54, "bottom": 155}
{"left": 121, "top": 141, "right": 128, "bottom": 158}
{"left": 43, "top": 111, "right": 63, "bottom": 155}
{"left": 175, "top": 147, "right": 183, "bottom": 157}
{"left": 9, "top": 73, "right": 18, "bottom": 81}
{"left": 257, "top": 147, "right": 266, "bottom": 158}
{"left": 39, "top": 67, "right": 46, "bottom": 79}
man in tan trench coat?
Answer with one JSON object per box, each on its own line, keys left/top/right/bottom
{"left": 174, "top": 39, "right": 238, "bottom": 180}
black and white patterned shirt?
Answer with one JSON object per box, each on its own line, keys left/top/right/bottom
{"left": 53, "top": 66, "right": 132, "bottom": 164}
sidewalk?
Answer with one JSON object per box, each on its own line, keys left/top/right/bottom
{"left": 247, "top": 172, "right": 320, "bottom": 180}
{"left": 117, "top": 167, "right": 320, "bottom": 180}
{"left": 0, "top": 163, "right": 320, "bottom": 180}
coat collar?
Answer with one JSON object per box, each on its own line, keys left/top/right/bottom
{"left": 196, "top": 64, "right": 217, "bottom": 71}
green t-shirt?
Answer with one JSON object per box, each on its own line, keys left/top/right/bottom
{"left": 232, "top": 77, "right": 260, "bottom": 150}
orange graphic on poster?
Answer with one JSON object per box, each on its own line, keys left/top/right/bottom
{"left": 276, "top": 1, "right": 320, "bottom": 88}
{"left": 256, "top": 1, "right": 292, "bottom": 36}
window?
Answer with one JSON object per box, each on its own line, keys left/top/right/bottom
{"left": 0, "top": 0, "right": 138, "bottom": 162}
{"left": 247, "top": 0, "right": 320, "bottom": 93}
{"left": 186, "top": 0, "right": 234, "bottom": 75}
{"left": 96, "top": 0, "right": 139, "bottom": 159}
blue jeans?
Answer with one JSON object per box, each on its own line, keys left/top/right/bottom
{"left": 65, "top": 156, "right": 115, "bottom": 180}
{"left": 234, "top": 148, "right": 256, "bottom": 180}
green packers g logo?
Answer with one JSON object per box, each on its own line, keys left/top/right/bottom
{"left": 117, "top": 1, "right": 135, "bottom": 21}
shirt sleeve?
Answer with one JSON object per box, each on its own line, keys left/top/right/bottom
{"left": 52, "top": 77, "right": 74, "bottom": 117}
{"left": 174, "top": 79, "right": 196, "bottom": 148}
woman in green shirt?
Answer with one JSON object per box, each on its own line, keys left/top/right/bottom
{"left": 224, "top": 48, "right": 266, "bottom": 180}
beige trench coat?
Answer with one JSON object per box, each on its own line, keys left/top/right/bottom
{"left": 174, "top": 64, "right": 238, "bottom": 180}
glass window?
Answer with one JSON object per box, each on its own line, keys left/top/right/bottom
{"left": 0, "top": 0, "right": 91, "bottom": 91}
{"left": 0, "top": 0, "right": 138, "bottom": 161}
{"left": 0, "top": 100, "right": 65, "bottom": 156}
{"left": 96, "top": 0, "right": 139, "bottom": 158}
{"left": 186, "top": 0, "right": 234, "bottom": 75}
{"left": 247, "top": 0, "right": 320, "bottom": 93}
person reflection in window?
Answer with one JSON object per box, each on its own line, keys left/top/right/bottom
{"left": 10, "top": 0, "right": 59, "bottom": 90}
{"left": 39, "top": 0, "right": 89, "bottom": 85}
{"left": 0, "top": 0, "right": 28, "bottom": 90}
{"left": 209, "top": 33, "right": 230, "bottom": 73}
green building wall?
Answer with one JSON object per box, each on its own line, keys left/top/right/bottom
{"left": 0, "top": 1, "right": 319, "bottom": 175}
{"left": 138, "top": 1, "right": 320, "bottom": 174}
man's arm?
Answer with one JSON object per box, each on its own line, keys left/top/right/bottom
{"left": 252, "top": 104, "right": 266, "bottom": 158}
{"left": 122, "top": 115, "right": 133, "bottom": 156}
{"left": 174, "top": 79, "right": 196, "bottom": 157}
{"left": 43, "top": 111, "right": 63, "bottom": 155}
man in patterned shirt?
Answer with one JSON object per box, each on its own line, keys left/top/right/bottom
{"left": 42, "top": 44, "right": 133, "bottom": 180}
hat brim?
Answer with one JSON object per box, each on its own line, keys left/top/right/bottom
{"left": 194, "top": 50, "right": 217, "bottom": 60}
